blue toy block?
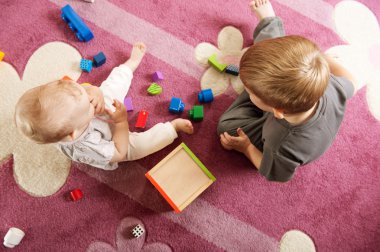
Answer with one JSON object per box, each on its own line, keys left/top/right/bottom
{"left": 225, "top": 64, "right": 239, "bottom": 76}
{"left": 198, "top": 89, "right": 214, "bottom": 103}
{"left": 61, "top": 4, "right": 94, "bottom": 42}
{"left": 169, "top": 97, "right": 185, "bottom": 114}
{"left": 80, "top": 59, "right": 93, "bottom": 72}
{"left": 152, "top": 71, "right": 164, "bottom": 82}
{"left": 93, "top": 52, "right": 106, "bottom": 67}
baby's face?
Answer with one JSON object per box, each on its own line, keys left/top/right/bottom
{"left": 68, "top": 83, "right": 95, "bottom": 131}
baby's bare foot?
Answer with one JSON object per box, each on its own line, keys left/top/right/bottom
{"left": 124, "top": 42, "right": 147, "bottom": 72}
{"left": 249, "top": 0, "right": 275, "bottom": 20}
{"left": 171, "top": 118, "right": 194, "bottom": 134}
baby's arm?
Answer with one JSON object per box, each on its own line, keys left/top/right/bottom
{"left": 324, "top": 54, "right": 358, "bottom": 94}
{"left": 106, "top": 99, "right": 129, "bottom": 163}
{"left": 83, "top": 85, "right": 105, "bottom": 114}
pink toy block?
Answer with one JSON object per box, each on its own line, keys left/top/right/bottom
{"left": 152, "top": 71, "right": 164, "bottom": 82}
{"left": 124, "top": 97, "right": 133, "bottom": 111}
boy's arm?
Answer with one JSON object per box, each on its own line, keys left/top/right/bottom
{"left": 324, "top": 54, "right": 358, "bottom": 94}
{"left": 106, "top": 99, "right": 129, "bottom": 163}
{"left": 243, "top": 143, "right": 263, "bottom": 170}
{"left": 220, "top": 128, "right": 263, "bottom": 169}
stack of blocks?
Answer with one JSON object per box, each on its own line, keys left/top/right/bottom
{"left": 207, "top": 54, "right": 239, "bottom": 76}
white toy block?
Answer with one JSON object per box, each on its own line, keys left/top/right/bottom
{"left": 3, "top": 227, "right": 25, "bottom": 248}
{"left": 132, "top": 224, "right": 144, "bottom": 238}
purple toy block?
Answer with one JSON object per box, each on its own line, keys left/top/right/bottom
{"left": 124, "top": 97, "right": 133, "bottom": 111}
{"left": 152, "top": 71, "right": 164, "bottom": 82}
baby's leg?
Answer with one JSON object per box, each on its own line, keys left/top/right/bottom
{"left": 124, "top": 42, "right": 146, "bottom": 72}
{"left": 249, "top": 0, "right": 285, "bottom": 43}
{"left": 127, "top": 119, "right": 193, "bottom": 161}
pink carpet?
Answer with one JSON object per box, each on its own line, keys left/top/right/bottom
{"left": 1, "top": 0, "right": 379, "bottom": 251}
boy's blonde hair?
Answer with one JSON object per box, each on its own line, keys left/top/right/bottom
{"left": 14, "top": 80, "right": 82, "bottom": 143}
{"left": 240, "top": 35, "right": 330, "bottom": 114}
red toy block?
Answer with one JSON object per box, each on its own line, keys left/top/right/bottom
{"left": 70, "top": 189, "right": 83, "bottom": 201}
{"left": 135, "top": 110, "right": 148, "bottom": 129}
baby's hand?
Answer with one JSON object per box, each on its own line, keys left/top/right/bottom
{"left": 220, "top": 128, "right": 251, "bottom": 153}
{"left": 106, "top": 99, "right": 128, "bottom": 124}
{"left": 85, "top": 85, "right": 105, "bottom": 115}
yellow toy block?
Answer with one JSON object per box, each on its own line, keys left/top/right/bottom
{"left": 0, "top": 51, "right": 5, "bottom": 62}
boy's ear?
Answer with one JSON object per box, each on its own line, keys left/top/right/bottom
{"left": 273, "top": 108, "right": 285, "bottom": 119}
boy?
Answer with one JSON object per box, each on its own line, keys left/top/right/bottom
{"left": 15, "top": 43, "right": 193, "bottom": 170}
{"left": 217, "top": 1, "right": 358, "bottom": 182}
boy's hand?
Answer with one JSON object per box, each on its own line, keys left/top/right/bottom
{"left": 220, "top": 128, "right": 252, "bottom": 154}
{"left": 85, "top": 86, "right": 105, "bottom": 115}
{"left": 106, "top": 99, "right": 128, "bottom": 124}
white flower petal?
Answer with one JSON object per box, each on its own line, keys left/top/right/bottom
{"left": 0, "top": 42, "right": 81, "bottom": 197}
{"left": 366, "top": 76, "right": 380, "bottom": 121}
{"left": 218, "top": 26, "right": 244, "bottom": 54}
{"left": 325, "top": 45, "right": 369, "bottom": 91}
{"left": 334, "top": 1, "right": 380, "bottom": 46}
{"left": 280, "top": 230, "right": 315, "bottom": 252}
{"left": 230, "top": 75, "right": 245, "bottom": 95}
{"left": 200, "top": 67, "right": 229, "bottom": 96}
{"left": 194, "top": 42, "right": 220, "bottom": 66}
{"left": 23, "top": 41, "right": 82, "bottom": 86}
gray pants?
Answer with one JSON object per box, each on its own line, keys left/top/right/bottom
{"left": 217, "top": 17, "right": 285, "bottom": 151}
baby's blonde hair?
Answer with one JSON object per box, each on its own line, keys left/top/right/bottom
{"left": 14, "top": 80, "right": 82, "bottom": 143}
{"left": 240, "top": 35, "right": 330, "bottom": 114}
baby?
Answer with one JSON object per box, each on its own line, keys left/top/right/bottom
{"left": 15, "top": 43, "right": 193, "bottom": 170}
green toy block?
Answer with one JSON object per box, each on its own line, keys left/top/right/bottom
{"left": 208, "top": 54, "right": 227, "bottom": 72}
{"left": 147, "top": 82, "right": 162, "bottom": 95}
{"left": 189, "top": 105, "right": 204, "bottom": 122}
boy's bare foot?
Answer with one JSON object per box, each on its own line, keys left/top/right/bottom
{"left": 171, "top": 118, "right": 194, "bottom": 134}
{"left": 124, "top": 42, "right": 147, "bottom": 72}
{"left": 249, "top": 0, "right": 275, "bottom": 20}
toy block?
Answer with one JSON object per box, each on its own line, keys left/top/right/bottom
{"left": 146, "top": 143, "right": 216, "bottom": 213}
{"left": 93, "top": 52, "right": 106, "bottom": 67}
{"left": 152, "top": 71, "right": 164, "bottom": 82}
{"left": 80, "top": 59, "right": 93, "bottom": 72}
{"left": 225, "top": 64, "right": 239, "bottom": 76}
{"left": 80, "top": 82, "right": 92, "bottom": 87}
{"left": 189, "top": 105, "right": 204, "bottom": 122}
{"left": 131, "top": 225, "right": 144, "bottom": 238}
{"left": 169, "top": 97, "right": 185, "bottom": 114}
{"left": 3, "top": 228, "right": 25, "bottom": 248}
{"left": 0, "top": 51, "right": 4, "bottom": 62}
{"left": 70, "top": 188, "right": 83, "bottom": 201}
{"left": 147, "top": 83, "right": 162, "bottom": 95}
{"left": 198, "top": 89, "right": 214, "bottom": 103}
{"left": 135, "top": 110, "right": 148, "bottom": 129}
{"left": 61, "top": 4, "right": 94, "bottom": 42}
{"left": 124, "top": 97, "right": 133, "bottom": 111}
{"left": 208, "top": 54, "right": 227, "bottom": 72}
{"left": 61, "top": 75, "right": 73, "bottom": 81}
